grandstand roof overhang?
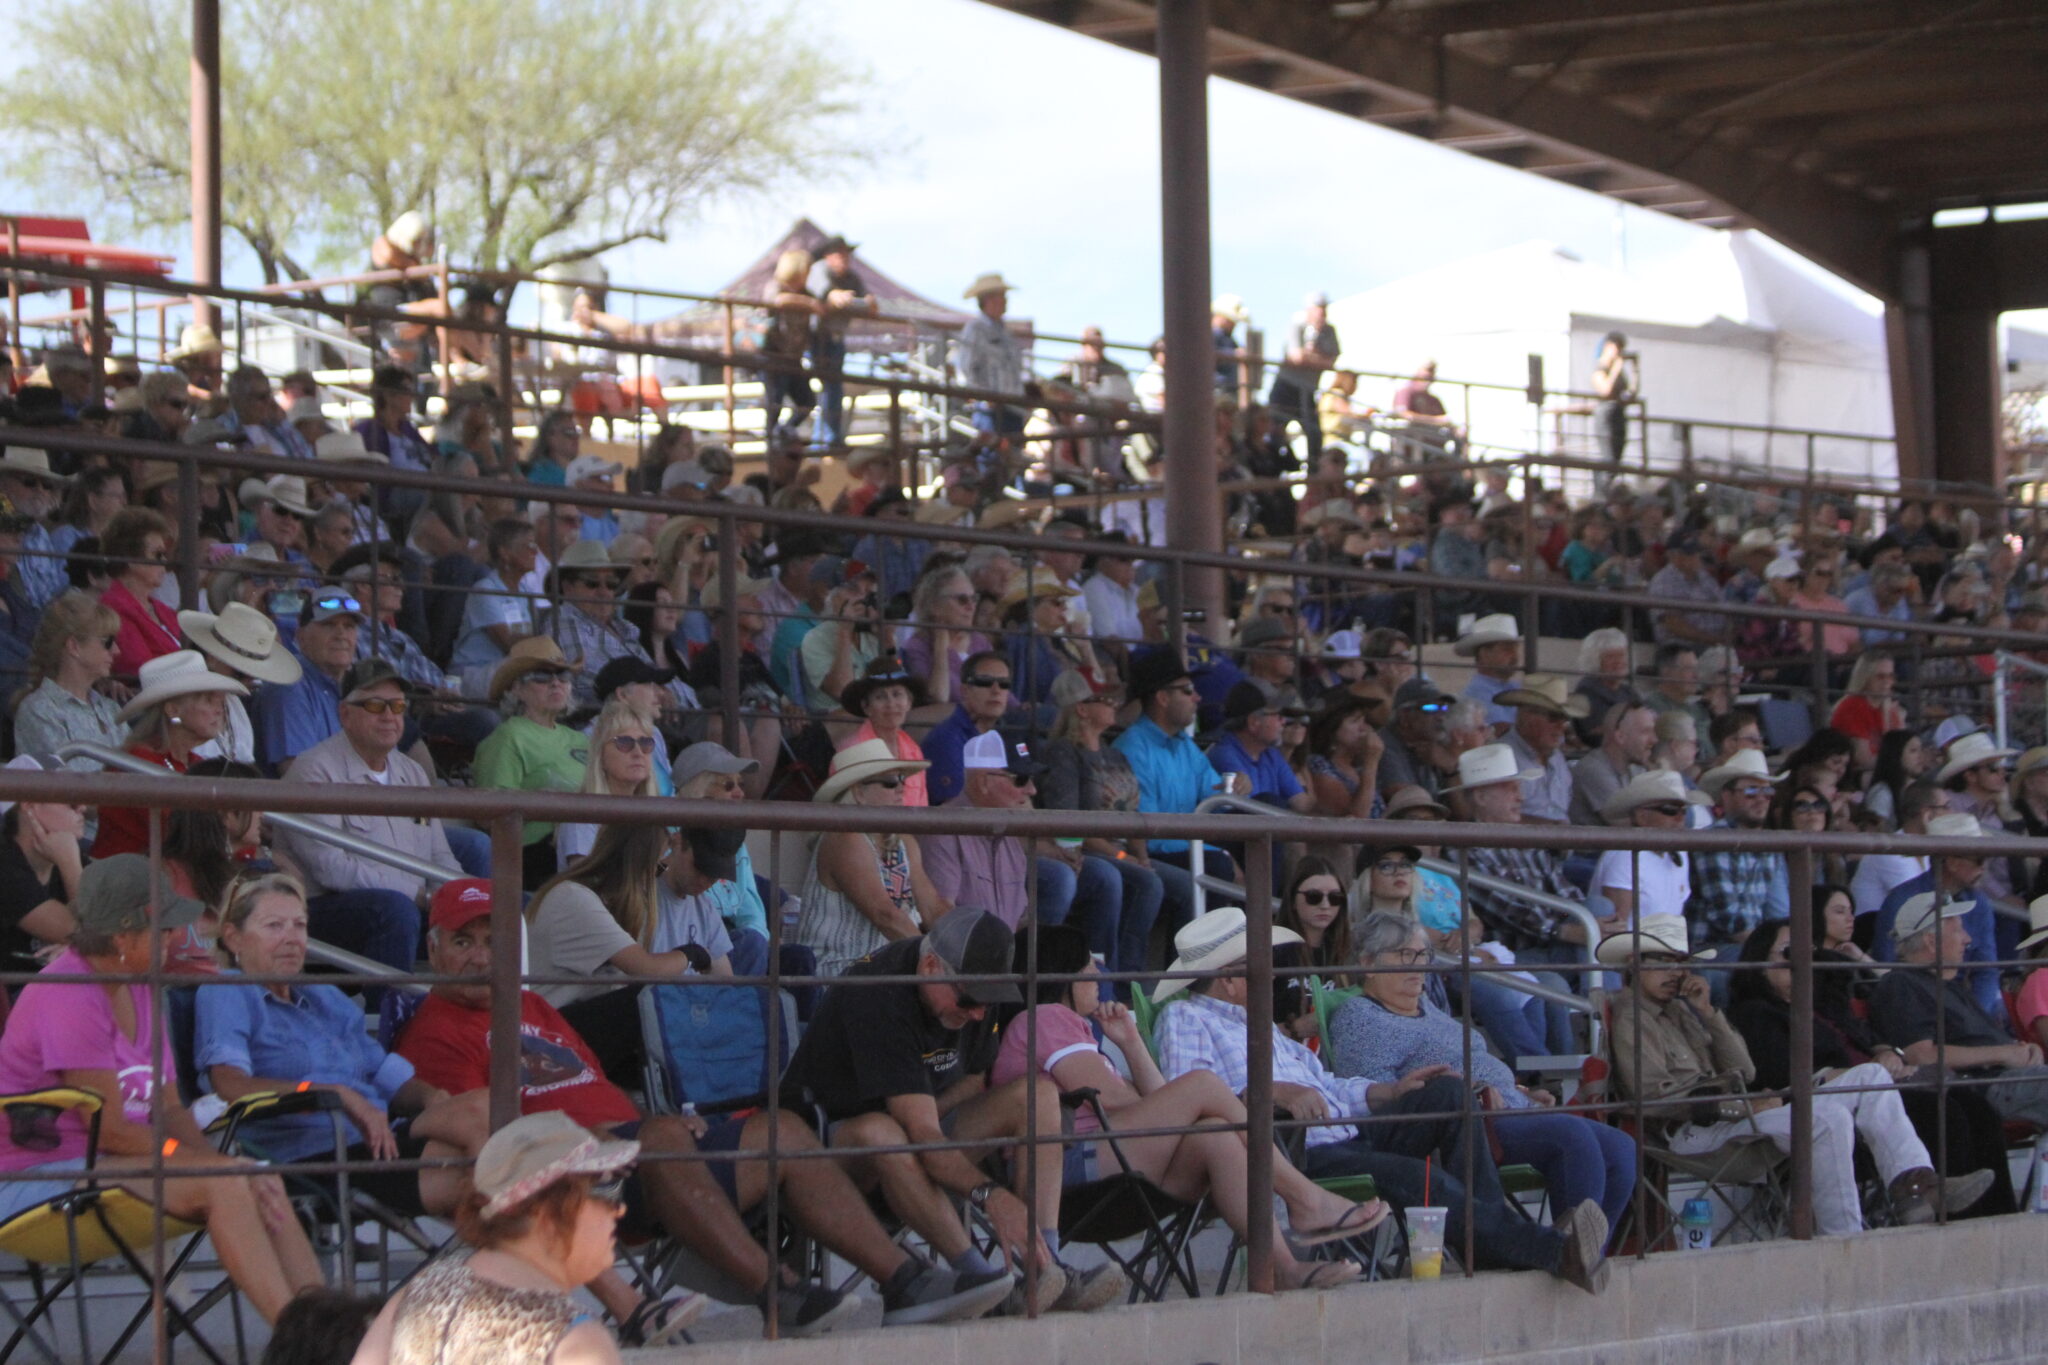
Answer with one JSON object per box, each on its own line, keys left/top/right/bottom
{"left": 979, "top": 0, "right": 2048, "bottom": 304}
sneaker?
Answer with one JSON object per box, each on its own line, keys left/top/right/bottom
{"left": 1050, "top": 1260, "right": 1127, "bottom": 1313}
{"left": 881, "top": 1264, "right": 1013, "bottom": 1327}
{"left": 765, "top": 1281, "right": 862, "bottom": 1339}
{"left": 1556, "top": 1199, "right": 1610, "bottom": 1295}
{"left": 1000, "top": 1261, "right": 1067, "bottom": 1316}
{"left": 620, "top": 1291, "right": 711, "bottom": 1348}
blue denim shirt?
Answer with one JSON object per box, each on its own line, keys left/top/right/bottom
{"left": 192, "top": 975, "right": 414, "bottom": 1161}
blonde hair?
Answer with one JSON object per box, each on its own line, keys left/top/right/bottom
{"left": 583, "top": 699, "right": 658, "bottom": 797}
{"left": 19, "top": 589, "right": 118, "bottom": 698}
{"left": 217, "top": 871, "right": 309, "bottom": 968}
{"left": 774, "top": 249, "right": 813, "bottom": 289}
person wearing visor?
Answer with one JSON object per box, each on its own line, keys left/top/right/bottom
{"left": 249, "top": 588, "right": 368, "bottom": 775}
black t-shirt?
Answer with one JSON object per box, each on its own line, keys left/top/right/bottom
{"left": 780, "top": 937, "right": 997, "bottom": 1123}
{"left": 1870, "top": 968, "right": 2008, "bottom": 1054}
{"left": 0, "top": 837, "right": 61, "bottom": 974}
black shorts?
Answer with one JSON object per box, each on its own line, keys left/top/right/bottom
{"left": 321, "top": 1117, "right": 431, "bottom": 1218}
{"left": 613, "top": 1114, "right": 753, "bottom": 1231}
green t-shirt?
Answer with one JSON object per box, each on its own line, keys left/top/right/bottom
{"left": 472, "top": 716, "right": 590, "bottom": 844}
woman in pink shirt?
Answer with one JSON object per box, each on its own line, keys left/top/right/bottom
{"left": 1792, "top": 560, "right": 1858, "bottom": 659}
{"left": 838, "top": 657, "right": 929, "bottom": 806}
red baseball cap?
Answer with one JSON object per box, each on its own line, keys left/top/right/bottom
{"left": 429, "top": 878, "right": 495, "bottom": 934}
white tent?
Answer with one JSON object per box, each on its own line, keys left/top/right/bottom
{"left": 1324, "top": 232, "right": 1898, "bottom": 484}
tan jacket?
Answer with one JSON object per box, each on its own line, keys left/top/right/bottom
{"left": 1607, "top": 990, "right": 1756, "bottom": 1125}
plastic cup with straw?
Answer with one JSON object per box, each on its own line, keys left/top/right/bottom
{"left": 1406, "top": 1157, "right": 1446, "bottom": 1280}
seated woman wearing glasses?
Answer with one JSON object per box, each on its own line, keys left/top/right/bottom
{"left": 98, "top": 507, "right": 184, "bottom": 678}
{"left": 1330, "top": 913, "right": 1635, "bottom": 1246}
{"left": 993, "top": 926, "right": 1374, "bottom": 1292}
{"left": 796, "top": 741, "right": 947, "bottom": 976}
{"left": 556, "top": 701, "right": 661, "bottom": 870}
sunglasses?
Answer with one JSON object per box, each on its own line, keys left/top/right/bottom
{"left": 610, "top": 735, "right": 657, "bottom": 755}
{"left": 963, "top": 675, "right": 1012, "bottom": 690}
{"left": 525, "top": 670, "right": 573, "bottom": 685}
{"left": 1791, "top": 798, "right": 1830, "bottom": 813}
{"left": 1374, "top": 859, "right": 1416, "bottom": 874}
{"left": 1731, "top": 784, "right": 1775, "bottom": 799}
{"left": 314, "top": 593, "right": 362, "bottom": 615}
{"left": 860, "top": 774, "right": 906, "bottom": 791}
{"left": 347, "top": 697, "right": 409, "bottom": 716}
{"left": 1642, "top": 803, "right": 1688, "bottom": 817}
{"left": 590, "top": 1174, "right": 630, "bottom": 1207}
{"left": 1296, "top": 889, "right": 1343, "bottom": 906}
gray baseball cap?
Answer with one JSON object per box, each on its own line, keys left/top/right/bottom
{"left": 77, "top": 854, "right": 206, "bottom": 936}
{"left": 924, "top": 908, "right": 1021, "bottom": 1005}
{"left": 673, "top": 742, "right": 760, "bottom": 790}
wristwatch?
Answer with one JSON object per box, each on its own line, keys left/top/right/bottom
{"left": 968, "top": 1180, "right": 1002, "bottom": 1211}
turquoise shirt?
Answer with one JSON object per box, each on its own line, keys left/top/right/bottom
{"left": 1112, "top": 716, "right": 1226, "bottom": 855}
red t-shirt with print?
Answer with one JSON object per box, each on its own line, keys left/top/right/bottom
{"left": 396, "top": 989, "right": 639, "bottom": 1127}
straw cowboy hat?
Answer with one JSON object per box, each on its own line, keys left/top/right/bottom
{"left": 1453, "top": 612, "right": 1522, "bottom": 656}
{"left": 813, "top": 737, "right": 929, "bottom": 804}
{"left": 168, "top": 323, "right": 224, "bottom": 362}
{"left": 1935, "top": 730, "right": 2020, "bottom": 786}
{"left": 1594, "top": 914, "right": 1696, "bottom": 967}
{"left": 117, "top": 650, "right": 248, "bottom": 722}
{"left": 1209, "top": 294, "right": 1250, "bottom": 324}
{"left": 1695, "top": 748, "right": 1784, "bottom": 801}
{"left": 488, "top": 636, "right": 577, "bottom": 703}
{"left": 962, "top": 272, "right": 1018, "bottom": 300}
{"left": 1383, "top": 784, "right": 1451, "bottom": 820}
{"left": 551, "top": 539, "right": 620, "bottom": 584}
{"left": 0, "top": 447, "right": 71, "bottom": 485}
{"left": 314, "top": 430, "right": 388, "bottom": 465}
{"left": 1601, "top": 769, "right": 1711, "bottom": 822}
{"left": 238, "top": 474, "right": 318, "bottom": 519}
{"left": 177, "top": 601, "right": 303, "bottom": 686}
{"left": 998, "top": 565, "right": 1079, "bottom": 616}
{"left": 2017, "top": 746, "right": 2048, "bottom": 783}
{"left": 914, "top": 500, "right": 973, "bottom": 527}
{"left": 699, "top": 571, "right": 775, "bottom": 611}
{"left": 1154, "top": 906, "right": 1302, "bottom": 1003}
{"left": 1439, "top": 742, "right": 1541, "bottom": 793}
{"left": 1494, "top": 673, "right": 1590, "bottom": 720}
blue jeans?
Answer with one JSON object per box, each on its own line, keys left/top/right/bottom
{"left": 1034, "top": 856, "right": 1121, "bottom": 971}
{"left": 811, "top": 335, "right": 847, "bottom": 447}
{"left": 442, "top": 825, "right": 492, "bottom": 880}
{"left": 1094, "top": 854, "right": 1164, "bottom": 980}
{"left": 1450, "top": 970, "right": 1578, "bottom": 1064}
{"left": 1492, "top": 1110, "right": 1635, "bottom": 1249}
{"left": 307, "top": 888, "right": 422, "bottom": 990}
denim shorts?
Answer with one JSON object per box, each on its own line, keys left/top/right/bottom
{"left": 0, "top": 1158, "right": 89, "bottom": 1225}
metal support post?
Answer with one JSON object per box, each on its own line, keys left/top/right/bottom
{"left": 1243, "top": 834, "right": 1276, "bottom": 1293}
{"left": 189, "top": 0, "right": 222, "bottom": 330}
{"left": 1787, "top": 850, "right": 1816, "bottom": 1240}
{"left": 488, "top": 813, "right": 526, "bottom": 1129}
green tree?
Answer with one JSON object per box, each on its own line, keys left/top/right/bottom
{"left": 2, "top": 0, "right": 867, "bottom": 285}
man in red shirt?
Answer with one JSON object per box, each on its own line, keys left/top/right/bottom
{"left": 399, "top": 880, "right": 1009, "bottom": 1335}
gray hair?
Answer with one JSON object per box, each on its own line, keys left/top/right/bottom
{"left": 1356, "top": 910, "right": 1426, "bottom": 960}
{"left": 1576, "top": 628, "right": 1630, "bottom": 678}
{"left": 962, "top": 545, "right": 1014, "bottom": 577}
{"left": 1695, "top": 645, "right": 1737, "bottom": 686}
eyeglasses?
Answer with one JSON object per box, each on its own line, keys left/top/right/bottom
{"left": 963, "top": 675, "right": 1012, "bottom": 690}
{"left": 1003, "top": 772, "right": 1035, "bottom": 789}
{"left": 1374, "top": 859, "right": 1416, "bottom": 874}
{"left": 1386, "top": 948, "right": 1432, "bottom": 967}
{"left": 590, "top": 1175, "right": 630, "bottom": 1207}
{"left": 346, "top": 697, "right": 409, "bottom": 716}
{"left": 1791, "top": 798, "right": 1830, "bottom": 813}
{"left": 1731, "top": 784, "right": 1774, "bottom": 799}
{"left": 1296, "top": 889, "right": 1342, "bottom": 906}
{"left": 860, "top": 774, "right": 906, "bottom": 791}
{"left": 91, "top": 635, "right": 116, "bottom": 649}
{"left": 610, "top": 735, "right": 657, "bottom": 755}
{"left": 1160, "top": 682, "right": 1197, "bottom": 696}
{"left": 1642, "top": 803, "right": 1688, "bottom": 817}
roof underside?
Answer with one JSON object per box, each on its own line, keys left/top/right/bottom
{"left": 979, "top": 0, "right": 2048, "bottom": 300}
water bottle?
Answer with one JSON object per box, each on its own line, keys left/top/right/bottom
{"left": 2030, "top": 1134, "right": 2048, "bottom": 1212}
{"left": 1679, "top": 1197, "right": 1714, "bottom": 1251}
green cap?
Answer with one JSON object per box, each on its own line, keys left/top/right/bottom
{"left": 76, "top": 854, "right": 207, "bottom": 937}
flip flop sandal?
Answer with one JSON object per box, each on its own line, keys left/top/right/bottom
{"left": 1294, "top": 1259, "right": 1365, "bottom": 1292}
{"left": 1293, "top": 1200, "right": 1392, "bottom": 1247}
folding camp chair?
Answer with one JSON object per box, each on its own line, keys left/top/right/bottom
{"left": 0, "top": 1089, "right": 237, "bottom": 1365}
{"left": 1053, "top": 1088, "right": 1211, "bottom": 1303}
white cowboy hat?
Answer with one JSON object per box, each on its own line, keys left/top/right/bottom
{"left": 1209, "top": 294, "right": 1250, "bottom": 324}
{"left": 1154, "top": 906, "right": 1302, "bottom": 1003}
{"left": 1493, "top": 673, "right": 1590, "bottom": 720}
{"left": 1439, "top": 742, "right": 1541, "bottom": 794}
{"left": 2020, "top": 894, "right": 2048, "bottom": 954}
{"left": 238, "top": 473, "right": 318, "bottom": 518}
{"left": 177, "top": 601, "right": 304, "bottom": 686}
{"left": 286, "top": 396, "right": 329, "bottom": 427}
{"left": 117, "top": 650, "right": 248, "bottom": 722}
{"left": 167, "top": 323, "right": 223, "bottom": 362}
{"left": 385, "top": 210, "right": 433, "bottom": 258}
{"left": 1894, "top": 891, "right": 1975, "bottom": 945}
{"left": 1923, "top": 811, "right": 1993, "bottom": 843}
{"left": 314, "top": 430, "right": 387, "bottom": 465}
{"left": 813, "top": 738, "right": 929, "bottom": 805}
{"left": 1452, "top": 613, "right": 1522, "bottom": 656}
{"left": 1594, "top": 914, "right": 1696, "bottom": 967}
{"left": 962, "top": 272, "right": 1018, "bottom": 300}
{"left": 1733, "top": 527, "right": 1778, "bottom": 555}
{"left": 2017, "top": 746, "right": 2048, "bottom": 782}
{"left": 1600, "top": 768, "right": 1711, "bottom": 822}
{"left": 1696, "top": 748, "right": 1785, "bottom": 800}
{"left": 1935, "top": 730, "right": 2019, "bottom": 786}
{"left": 0, "top": 447, "right": 71, "bottom": 485}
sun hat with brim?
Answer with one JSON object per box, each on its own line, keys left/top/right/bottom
{"left": 2017, "top": 747, "right": 2048, "bottom": 782}
{"left": 1453, "top": 613, "right": 1522, "bottom": 656}
{"left": 1494, "top": 673, "right": 1590, "bottom": 720}
{"left": 840, "top": 659, "right": 930, "bottom": 717}
{"left": 314, "top": 430, "right": 387, "bottom": 465}
{"left": 239, "top": 474, "right": 318, "bottom": 518}
{"left": 178, "top": 602, "right": 303, "bottom": 686}
{"left": 168, "top": 323, "right": 223, "bottom": 362}
{"left": 75, "top": 853, "right": 207, "bottom": 938}
{"left": 474, "top": 1111, "right": 640, "bottom": 1221}
{"left": 1935, "top": 730, "right": 2020, "bottom": 786}
{"left": 1383, "top": 785, "right": 1451, "bottom": 820}
{"left": 962, "top": 272, "right": 1018, "bottom": 300}
{"left": 117, "top": 650, "right": 248, "bottom": 722}
{"left": 1601, "top": 769, "right": 1712, "bottom": 822}
{"left": 1440, "top": 743, "right": 1541, "bottom": 794}
{"left": 0, "top": 447, "right": 71, "bottom": 485}
{"left": 814, "top": 738, "right": 929, "bottom": 804}
{"left": 488, "top": 636, "right": 578, "bottom": 703}
{"left": 998, "top": 566, "right": 1077, "bottom": 615}
{"left": 1154, "top": 906, "right": 1303, "bottom": 1003}
{"left": 1893, "top": 891, "right": 1976, "bottom": 945}
{"left": 1696, "top": 748, "right": 1785, "bottom": 800}
{"left": 1594, "top": 914, "right": 1696, "bottom": 967}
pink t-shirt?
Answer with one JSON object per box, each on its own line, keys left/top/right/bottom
{"left": 989, "top": 1004, "right": 1105, "bottom": 1136}
{"left": 2015, "top": 969, "right": 2048, "bottom": 1047}
{"left": 0, "top": 948, "right": 177, "bottom": 1170}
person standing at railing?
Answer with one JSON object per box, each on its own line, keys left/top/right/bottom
{"left": 760, "top": 250, "right": 821, "bottom": 443}
{"left": 807, "top": 235, "right": 873, "bottom": 452}
{"left": 1588, "top": 331, "right": 1635, "bottom": 467}
{"left": 1265, "top": 292, "right": 1340, "bottom": 462}
{"left": 954, "top": 272, "right": 1029, "bottom": 447}
{"left": 362, "top": 211, "right": 448, "bottom": 379}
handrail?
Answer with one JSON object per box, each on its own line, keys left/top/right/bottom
{"left": 1992, "top": 649, "right": 2048, "bottom": 752}
{"left": 53, "top": 742, "right": 460, "bottom": 888}
{"left": 1418, "top": 855, "right": 1604, "bottom": 970}
{"left": 303, "top": 939, "right": 426, "bottom": 996}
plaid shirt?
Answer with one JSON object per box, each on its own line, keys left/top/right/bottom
{"left": 550, "top": 604, "right": 653, "bottom": 706}
{"left": 1465, "top": 844, "right": 1586, "bottom": 951}
{"left": 1688, "top": 818, "right": 1789, "bottom": 948}
{"left": 1154, "top": 992, "right": 1372, "bottom": 1147}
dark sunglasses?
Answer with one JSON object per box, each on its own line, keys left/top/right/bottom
{"left": 860, "top": 774, "right": 905, "bottom": 791}
{"left": 590, "top": 1174, "right": 630, "bottom": 1206}
{"left": 1296, "top": 889, "right": 1342, "bottom": 906}
{"left": 347, "top": 697, "right": 409, "bottom": 716}
{"left": 1791, "top": 798, "right": 1830, "bottom": 813}
{"left": 1373, "top": 859, "right": 1416, "bottom": 874}
{"left": 314, "top": 593, "right": 362, "bottom": 615}
{"left": 963, "top": 675, "right": 1012, "bottom": 690}
{"left": 1002, "top": 772, "right": 1034, "bottom": 788}
{"left": 1642, "top": 802, "right": 1688, "bottom": 817}
{"left": 610, "top": 735, "right": 657, "bottom": 755}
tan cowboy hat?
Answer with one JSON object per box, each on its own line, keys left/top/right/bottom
{"left": 314, "top": 430, "right": 387, "bottom": 465}
{"left": 652, "top": 514, "right": 716, "bottom": 568}
{"left": 167, "top": 323, "right": 223, "bottom": 362}
{"left": 962, "top": 272, "right": 1018, "bottom": 300}
{"left": 998, "top": 565, "right": 1078, "bottom": 615}
{"left": 1452, "top": 612, "right": 1522, "bottom": 656}
{"left": 488, "top": 636, "right": 578, "bottom": 703}
{"left": 813, "top": 737, "right": 929, "bottom": 804}
{"left": 116, "top": 649, "right": 249, "bottom": 722}
{"left": 1154, "top": 906, "right": 1302, "bottom": 1003}
{"left": 1601, "top": 768, "right": 1711, "bottom": 822}
{"left": 1593, "top": 914, "right": 1696, "bottom": 967}
{"left": 1209, "top": 294, "right": 1250, "bottom": 324}
{"left": 1935, "top": 730, "right": 2020, "bottom": 786}
{"left": 0, "top": 446, "right": 71, "bottom": 485}
{"left": 914, "top": 500, "right": 973, "bottom": 527}
{"left": 1382, "top": 784, "right": 1451, "bottom": 819}
{"left": 238, "top": 474, "right": 318, "bottom": 518}
{"left": 177, "top": 601, "right": 303, "bottom": 686}
{"left": 2017, "top": 746, "right": 2048, "bottom": 782}
{"left": 1494, "top": 673, "right": 1590, "bottom": 720}
{"left": 1696, "top": 748, "right": 1785, "bottom": 800}
{"left": 1439, "top": 742, "right": 1541, "bottom": 794}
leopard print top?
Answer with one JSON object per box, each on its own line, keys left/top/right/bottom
{"left": 389, "top": 1253, "right": 587, "bottom": 1365}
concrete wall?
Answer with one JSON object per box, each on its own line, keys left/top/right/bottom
{"left": 637, "top": 1214, "right": 2048, "bottom": 1365}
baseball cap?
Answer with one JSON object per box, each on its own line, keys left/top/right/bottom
{"left": 340, "top": 657, "right": 407, "bottom": 703}
{"left": 1321, "top": 630, "right": 1363, "bottom": 661}
{"left": 683, "top": 825, "right": 745, "bottom": 882}
{"left": 661, "top": 460, "right": 709, "bottom": 492}
{"left": 429, "top": 878, "right": 495, "bottom": 934}
{"left": 1667, "top": 532, "right": 1704, "bottom": 556}
{"left": 923, "top": 908, "right": 1022, "bottom": 1005}
{"left": 1393, "top": 677, "right": 1449, "bottom": 712}
{"left": 593, "top": 655, "right": 675, "bottom": 700}
{"left": 962, "top": 729, "right": 1046, "bottom": 777}
{"left": 302, "top": 589, "right": 367, "bottom": 627}
{"left": 76, "top": 853, "right": 206, "bottom": 936}
{"left": 565, "top": 454, "right": 622, "bottom": 486}
{"left": 672, "top": 742, "right": 760, "bottom": 788}
{"left": 1223, "top": 680, "right": 1281, "bottom": 729}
